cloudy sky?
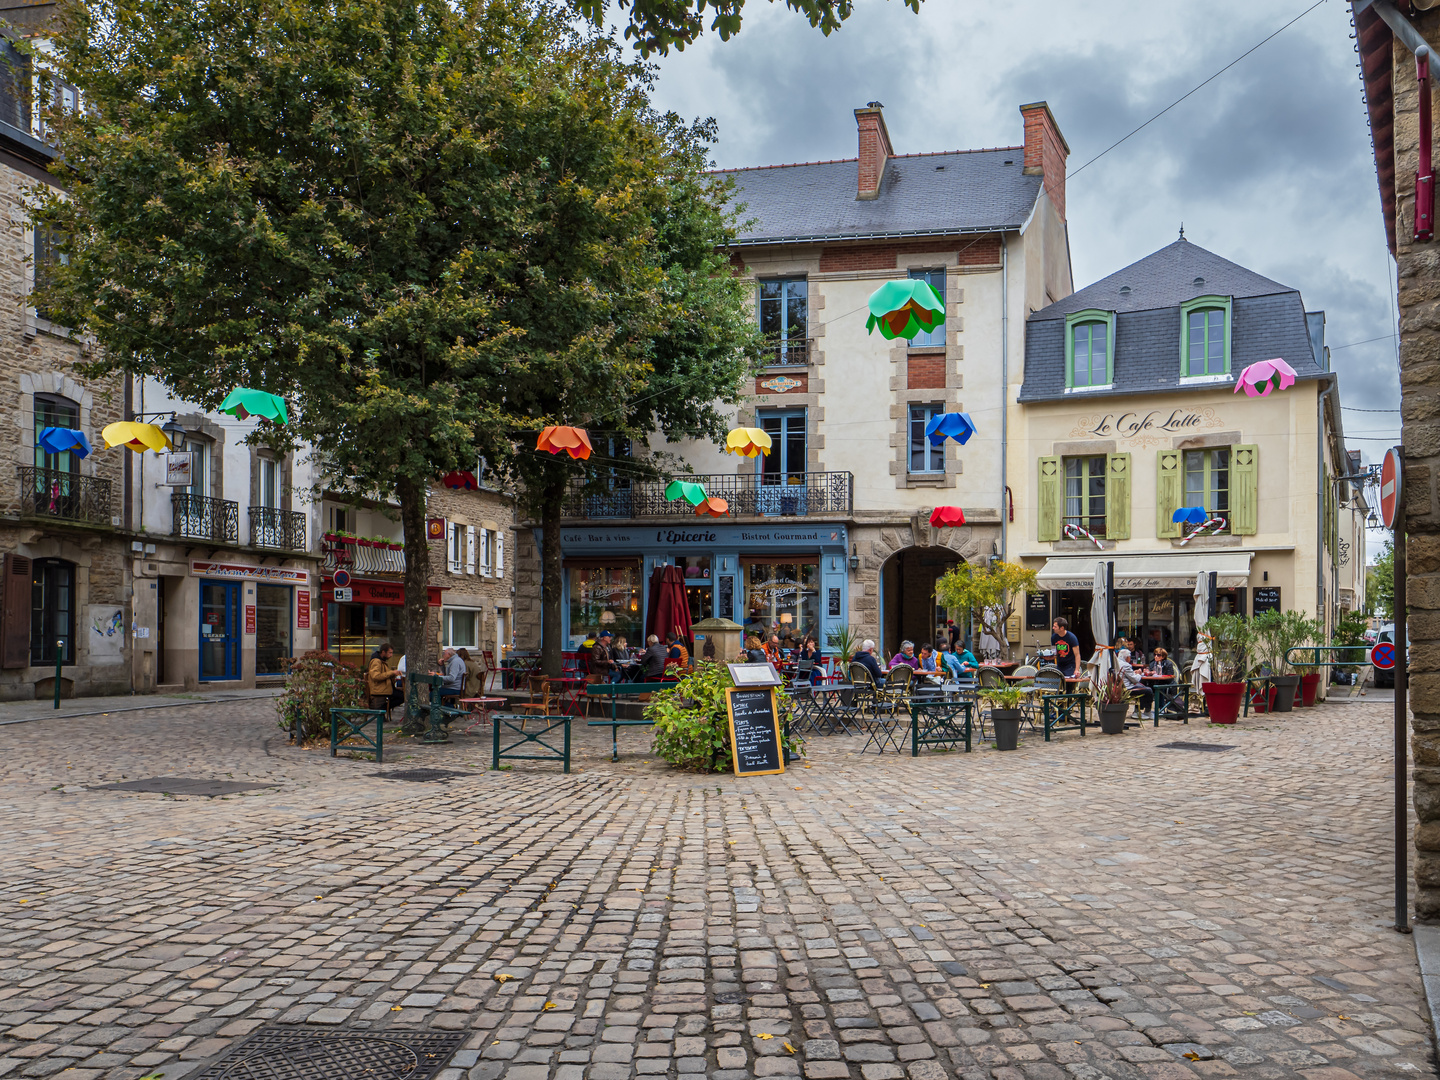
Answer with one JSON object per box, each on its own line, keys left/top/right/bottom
{"left": 640, "top": 0, "right": 1399, "bottom": 475}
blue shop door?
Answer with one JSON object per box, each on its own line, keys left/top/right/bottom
{"left": 200, "top": 581, "right": 240, "bottom": 680}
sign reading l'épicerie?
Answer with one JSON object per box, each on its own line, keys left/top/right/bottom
{"left": 557, "top": 524, "right": 848, "bottom": 552}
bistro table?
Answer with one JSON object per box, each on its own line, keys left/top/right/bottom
{"left": 801, "top": 684, "right": 868, "bottom": 736}
{"left": 458, "top": 696, "right": 506, "bottom": 736}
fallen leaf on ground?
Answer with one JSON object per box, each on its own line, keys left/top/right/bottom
{"left": 494, "top": 974, "right": 512, "bottom": 983}
{"left": 758, "top": 1033, "right": 773, "bottom": 1040}
{"left": 543, "top": 1002, "right": 556, "bottom": 1010}
{"left": 784, "top": 1042, "right": 796, "bottom": 1053}
{"left": 391, "top": 1005, "right": 402, "bottom": 1011}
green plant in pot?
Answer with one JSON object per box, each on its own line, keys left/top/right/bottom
{"left": 1200, "top": 612, "right": 1251, "bottom": 724}
{"left": 1283, "top": 613, "right": 1327, "bottom": 708}
{"left": 825, "top": 624, "right": 860, "bottom": 668}
{"left": 647, "top": 662, "right": 804, "bottom": 772}
{"left": 977, "top": 686, "right": 1026, "bottom": 751}
{"left": 1093, "top": 668, "right": 1130, "bottom": 735}
{"left": 1251, "top": 610, "right": 1314, "bottom": 713}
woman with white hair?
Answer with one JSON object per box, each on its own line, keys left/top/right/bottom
{"left": 1115, "top": 648, "right": 1153, "bottom": 718}
{"left": 852, "top": 639, "right": 885, "bottom": 685}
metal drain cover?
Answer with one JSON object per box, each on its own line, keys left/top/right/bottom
{"left": 90, "top": 776, "right": 276, "bottom": 796}
{"left": 1158, "top": 742, "right": 1237, "bottom": 753}
{"left": 192, "top": 1027, "right": 463, "bottom": 1080}
{"left": 370, "top": 768, "right": 474, "bottom": 782}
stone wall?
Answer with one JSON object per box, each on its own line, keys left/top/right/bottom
{"left": 1389, "top": 12, "right": 1440, "bottom": 919}
{"left": 423, "top": 485, "right": 515, "bottom": 657}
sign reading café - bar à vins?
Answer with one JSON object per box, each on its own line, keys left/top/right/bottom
{"left": 725, "top": 687, "right": 784, "bottom": 777}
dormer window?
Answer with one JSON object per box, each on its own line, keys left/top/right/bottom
{"left": 1180, "top": 295, "right": 1233, "bottom": 377}
{"left": 1063, "top": 309, "right": 1115, "bottom": 390}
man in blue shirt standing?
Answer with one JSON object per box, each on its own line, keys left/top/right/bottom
{"left": 1051, "top": 617, "right": 1080, "bottom": 679}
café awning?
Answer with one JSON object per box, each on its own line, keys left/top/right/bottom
{"left": 1035, "top": 552, "right": 1253, "bottom": 591}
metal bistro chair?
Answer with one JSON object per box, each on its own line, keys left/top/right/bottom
{"left": 847, "top": 663, "right": 886, "bottom": 726}
{"left": 512, "top": 674, "right": 554, "bottom": 730}
{"left": 1028, "top": 666, "right": 1065, "bottom": 731}
{"left": 885, "top": 663, "right": 914, "bottom": 704}
{"left": 1011, "top": 664, "right": 1038, "bottom": 685}
{"left": 977, "top": 667, "right": 1006, "bottom": 691}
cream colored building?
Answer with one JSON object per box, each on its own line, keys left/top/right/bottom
{"left": 515, "top": 102, "right": 1075, "bottom": 657}
{"left": 1009, "top": 239, "right": 1367, "bottom": 669}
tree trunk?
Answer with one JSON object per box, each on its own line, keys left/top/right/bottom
{"left": 540, "top": 477, "right": 566, "bottom": 678}
{"left": 396, "top": 474, "right": 433, "bottom": 684}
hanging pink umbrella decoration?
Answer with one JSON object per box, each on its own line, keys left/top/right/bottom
{"left": 1234, "top": 357, "right": 1297, "bottom": 398}
{"left": 441, "top": 470, "right": 479, "bottom": 490}
{"left": 929, "top": 506, "right": 965, "bottom": 528}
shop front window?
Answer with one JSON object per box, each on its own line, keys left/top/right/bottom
{"left": 744, "top": 561, "right": 818, "bottom": 648}
{"left": 326, "top": 601, "right": 396, "bottom": 669}
{"left": 568, "top": 565, "right": 641, "bottom": 649}
{"left": 254, "top": 584, "right": 292, "bottom": 675}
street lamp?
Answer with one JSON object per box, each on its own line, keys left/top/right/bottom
{"left": 161, "top": 418, "right": 187, "bottom": 450}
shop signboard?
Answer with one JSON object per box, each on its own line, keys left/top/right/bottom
{"left": 556, "top": 523, "right": 847, "bottom": 552}
{"left": 191, "top": 561, "right": 308, "bottom": 583}
{"left": 297, "top": 590, "right": 311, "bottom": 629}
{"left": 1025, "top": 591, "right": 1050, "bottom": 630}
{"left": 725, "top": 686, "right": 784, "bottom": 777}
{"left": 1252, "top": 587, "right": 1282, "bottom": 614}
{"left": 244, "top": 605, "right": 257, "bottom": 635}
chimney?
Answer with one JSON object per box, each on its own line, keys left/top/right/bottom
{"left": 1020, "top": 101, "right": 1071, "bottom": 222}
{"left": 855, "top": 102, "right": 893, "bottom": 201}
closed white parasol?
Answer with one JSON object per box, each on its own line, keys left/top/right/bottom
{"left": 1191, "top": 571, "right": 1212, "bottom": 690}
{"left": 1090, "top": 561, "right": 1112, "bottom": 687}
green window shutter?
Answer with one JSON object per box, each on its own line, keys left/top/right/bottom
{"left": 1038, "top": 457, "right": 1062, "bottom": 542}
{"left": 1156, "top": 450, "right": 1182, "bottom": 537}
{"left": 1105, "top": 453, "right": 1131, "bottom": 540}
{"left": 1231, "top": 444, "right": 1259, "bottom": 535}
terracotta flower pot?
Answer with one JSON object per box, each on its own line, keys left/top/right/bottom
{"left": 1203, "top": 681, "right": 1244, "bottom": 724}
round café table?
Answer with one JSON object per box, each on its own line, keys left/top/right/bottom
{"left": 459, "top": 696, "right": 506, "bottom": 735}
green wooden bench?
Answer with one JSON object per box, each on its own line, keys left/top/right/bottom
{"left": 331, "top": 707, "right": 385, "bottom": 762}
{"left": 408, "top": 672, "right": 469, "bottom": 744}
{"left": 584, "top": 680, "right": 678, "bottom": 761}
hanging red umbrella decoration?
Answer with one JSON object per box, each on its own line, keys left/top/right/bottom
{"left": 929, "top": 506, "right": 965, "bottom": 528}
{"left": 866, "top": 279, "right": 946, "bottom": 340}
{"left": 695, "top": 496, "right": 729, "bottom": 517}
{"left": 536, "top": 426, "right": 592, "bottom": 460}
{"left": 441, "top": 470, "right": 479, "bottom": 490}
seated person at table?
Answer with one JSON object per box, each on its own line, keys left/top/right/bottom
{"left": 889, "top": 640, "right": 920, "bottom": 670}
{"left": 667, "top": 632, "right": 690, "bottom": 668}
{"left": 1051, "top": 617, "right": 1080, "bottom": 678}
{"left": 612, "top": 635, "right": 631, "bottom": 663}
{"left": 744, "top": 635, "right": 768, "bottom": 664}
{"left": 638, "top": 634, "right": 669, "bottom": 681}
{"left": 1116, "top": 648, "right": 1154, "bottom": 717}
{"left": 591, "top": 630, "right": 618, "bottom": 683}
{"left": 764, "top": 634, "right": 783, "bottom": 664}
{"left": 1149, "top": 647, "right": 1177, "bottom": 682}
{"left": 940, "top": 642, "right": 977, "bottom": 680}
{"left": 798, "top": 634, "right": 823, "bottom": 683}
{"left": 440, "top": 647, "right": 467, "bottom": 703}
{"left": 852, "top": 639, "right": 886, "bottom": 686}
{"left": 915, "top": 643, "right": 943, "bottom": 686}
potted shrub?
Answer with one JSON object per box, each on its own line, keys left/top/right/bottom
{"left": 1252, "top": 611, "right": 1315, "bottom": 713}
{"left": 978, "top": 686, "right": 1026, "bottom": 750}
{"left": 646, "top": 663, "right": 803, "bottom": 772}
{"left": 1094, "top": 669, "right": 1130, "bottom": 735}
{"left": 1201, "top": 613, "right": 1251, "bottom": 724}
{"left": 1290, "top": 614, "right": 1329, "bottom": 708}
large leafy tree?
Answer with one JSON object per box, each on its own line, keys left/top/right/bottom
{"left": 35, "top": 0, "right": 760, "bottom": 674}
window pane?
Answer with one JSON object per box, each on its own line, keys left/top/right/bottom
{"left": 785, "top": 280, "right": 807, "bottom": 341}
{"left": 910, "top": 408, "right": 926, "bottom": 472}
{"left": 907, "top": 269, "right": 945, "bottom": 347}
{"left": 1184, "top": 450, "right": 1204, "bottom": 504}
{"left": 1188, "top": 312, "right": 1205, "bottom": 368}
{"left": 568, "top": 567, "right": 641, "bottom": 650}
{"left": 1090, "top": 324, "right": 1106, "bottom": 384}
{"left": 759, "top": 281, "right": 781, "bottom": 338}
{"left": 1072, "top": 325, "right": 1089, "bottom": 386}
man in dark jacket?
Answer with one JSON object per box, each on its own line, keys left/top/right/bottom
{"left": 852, "top": 639, "right": 886, "bottom": 686}
{"left": 639, "top": 634, "right": 669, "bottom": 680}
{"left": 591, "top": 630, "right": 616, "bottom": 683}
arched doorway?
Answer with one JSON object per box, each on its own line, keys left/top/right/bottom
{"left": 880, "top": 547, "right": 965, "bottom": 658}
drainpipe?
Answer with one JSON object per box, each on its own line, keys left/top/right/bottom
{"left": 1318, "top": 379, "right": 1334, "bottom": 629}
{"left": 1000, "top": 237, "right": 1009, "bottom": 563}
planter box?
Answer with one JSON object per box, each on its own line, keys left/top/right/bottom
{"left": 1203, "top": 681, "right": 1244, "bottom": 724}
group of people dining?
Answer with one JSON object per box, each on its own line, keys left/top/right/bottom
{"left": 1052, "top": 615, "right": 1180, "bottom": 715}
{"left": 364, "top": 641, "right": 473, "bottom": 717}
{"left": 580, "top": 629, "right": 691, "bottom": 683}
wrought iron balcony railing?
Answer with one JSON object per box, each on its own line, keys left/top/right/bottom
{"left": 17, "top": 467, "right": 113, "bottom": 525}
{"left": 172, "top": 492, "right": 240, "bottom": 543}
{"left": 563, "top": 471, "right": 852, "bottom": 519}
{"left": 761, "top": 336, "right": 810, "bottom": 367}
{"left": 321, "top": 532, "right": 406, "bottom": 576}
{"left": 250, "top": 505, "right": 307, "bottom": 551}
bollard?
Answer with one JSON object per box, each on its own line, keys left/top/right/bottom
{"left": 53, "top": 638, "right": 62, "bottom": 709}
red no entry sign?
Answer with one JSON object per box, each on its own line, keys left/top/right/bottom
{"left": 1380, "top": 446, "right": 1403, "bottom": 530}
{"left": 1372, "top": 641, "right": 1397, "bottom": 670}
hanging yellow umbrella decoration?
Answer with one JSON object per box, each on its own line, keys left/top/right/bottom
{"left": 724, "top": 427, "right": 772, "bottom": 458}
{"left": 101, "top": 421, "right": 170, "bottom": 453}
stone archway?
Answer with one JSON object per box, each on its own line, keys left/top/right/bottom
{"left": 863, "top": 518, "right": 994, "bottom": 657}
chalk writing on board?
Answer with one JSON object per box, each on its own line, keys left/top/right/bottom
{"left": 726, "top": 687, "right": 783, "bottom": 776}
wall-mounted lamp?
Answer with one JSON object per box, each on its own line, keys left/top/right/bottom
{"left": 161, "top": 418, "right": 188, "bottom": 449}
{"left": 849, "top": 544, "right": 860, "bottom": 573}
{"left": 1368, "top": 510, "right": 1379, "bottom": 529}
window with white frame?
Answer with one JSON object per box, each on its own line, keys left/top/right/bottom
{"left": 448, "top": 522, "right": 464, "bottom": 573}
{"left": 443, "top": 608, "right": 480, "bottom": 648}
{"left": 908, "top": 403, "right": 945, "bottom": 474}
{"left": 259, "top": 457, "right": 281, "bottom": 508}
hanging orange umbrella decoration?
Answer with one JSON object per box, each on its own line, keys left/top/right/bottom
{"left": 724, "top": 427, "right": 772, "bottom": 457}
{"left": 929, "top": 506, "right": 965, "bottom": 528}
{"left": 536, "top": 426, "right": 592, "bottom": 460}
{"left": 695, "top": 496, "right": 729, "bottom": 517}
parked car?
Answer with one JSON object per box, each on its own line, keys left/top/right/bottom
{"left": 1373, "top": 623, "right": 1408, "bottom": 689}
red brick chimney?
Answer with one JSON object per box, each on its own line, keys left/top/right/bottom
{"left": 855, "top": 103, "right": 893, "bottom": 201}
{"left": 1020, "top": 101, "right": 1070, "bottom": 222}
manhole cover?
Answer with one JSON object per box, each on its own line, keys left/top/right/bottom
{"left": 90, "top": 776, "right": 276, "bottom": 796}
{"left": 370, "top": 768, "right": 474, "bottom": 782}
{"left": 192, "top": 1027, "right": 463, "bottom": 1080}
{"left": 1157, "top": 742, "right": 1237, "bottom": 753}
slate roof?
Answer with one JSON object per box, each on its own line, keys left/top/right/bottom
{"left": 1020, "top": 239, "right": 1329, "bottom": 403}
{"left": 717, "top": 149, "right": 1043, "bottom": 246}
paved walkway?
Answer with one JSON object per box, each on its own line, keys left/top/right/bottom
{"left": 0, "top": 696, "right": 1430, "bottom": 1080}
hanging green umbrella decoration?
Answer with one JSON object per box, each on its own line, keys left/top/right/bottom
{"left": 219, "top": 387, "right": 289, "bottom": 424}
{"left": 664, "top": 479, "right": 708, "bottom": 507}
{"left": 866, "top": 279, "right": 945, "bottom": 341}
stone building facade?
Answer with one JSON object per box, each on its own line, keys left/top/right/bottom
{"left": 515, "top": 101, "right": 1074, "bottom": 658}
{"left": 1354, "top": 0, "right": 1440, "bottom": 919}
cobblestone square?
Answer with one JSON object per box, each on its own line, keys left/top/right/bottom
{"left": 0, "top": 698, "right": 1429, "bottom": 1080}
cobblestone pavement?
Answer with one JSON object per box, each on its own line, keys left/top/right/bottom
{"left": 0, "top": 697, "right": 1431, "bottom": 1080}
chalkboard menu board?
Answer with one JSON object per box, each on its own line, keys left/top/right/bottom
{"left": 1026, "top": 590, "right": 1050, "bottom": 630}
{"left": 725, "top": 687, "right": 784, "bottom": 776}
{"left": 717, "top": 576, "right": 735, "bottom": 621}
{"left": 1252, "top": 587, "right": 1282, "bottom": 614}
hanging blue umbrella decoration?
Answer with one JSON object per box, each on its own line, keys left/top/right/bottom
{"left": 37, "top": 427, "right": 92, "bottom": 458}
{"left": 923, "top": 412, "right": 977, "bottom": 446}
{"left": 1171, "top": 506, "right": 1210, "bottom": 525}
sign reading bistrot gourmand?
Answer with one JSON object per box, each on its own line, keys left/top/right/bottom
{"left": 725, "top": 687, "right": 784, "bottom": 777}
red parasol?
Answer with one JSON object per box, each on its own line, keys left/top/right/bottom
{"left": 645, "top": 563, "right": 693, "bottom": 650}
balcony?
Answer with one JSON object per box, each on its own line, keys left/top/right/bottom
{"left": 250, "top": 505, "right": 307, "bottom": 551}
{"left": 563, "top": 471, "right": 852, "bottom": 519}
{"left": 322, "top": 532, "right": 405, "bottom": 576}
{"left": 17, "top": 467, "right": 113, "bottom": 525}
{"left": 761, "top": 336, "right": 810, "bottom": 367}
{"left": 172, "top": 492, "right": 239, "bottom": 543}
